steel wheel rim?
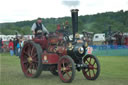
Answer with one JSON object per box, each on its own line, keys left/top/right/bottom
{"left": 82, "top": 56, "right": 98, "bottom": 79}
{"left": 58, "top": 58, "right": 73, "bottom": 82}
{"left": 21, "top": 43, "right": 38, "bottom": 77}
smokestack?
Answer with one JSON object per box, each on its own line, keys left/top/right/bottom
{"left": 71, "top": 9, "right": 79, "bottom": 41}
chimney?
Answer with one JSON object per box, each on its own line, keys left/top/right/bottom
{"left": 71, "top": 9, "right": 79, "bottom": 42}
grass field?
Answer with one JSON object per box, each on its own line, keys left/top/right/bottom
{"left": 0, "top": 53, "right": 128, "bottom": 85}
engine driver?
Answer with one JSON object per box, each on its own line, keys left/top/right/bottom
{"left": 31, "top": 18, "right": 49, "bottom": 37}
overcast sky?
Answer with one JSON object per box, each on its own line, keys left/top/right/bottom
{"left": 0, "top": 0, "right": 128, "bottom": 23}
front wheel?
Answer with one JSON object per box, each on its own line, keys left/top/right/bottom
{"left": 58, "top": 56, "right": 75, "bottom": 83}
{"left": 82, "top": 54, "right": 100, "bottom": 80}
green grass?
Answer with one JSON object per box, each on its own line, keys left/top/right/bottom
{"left": 0, "top": 53, "right": 128, "bottom": 85}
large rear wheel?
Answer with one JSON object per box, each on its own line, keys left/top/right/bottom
{"left": 58, "top": 56, "right": 75, "bottom": 83}
{"left": 82, "top": 54, "right": 100, "bottom": 80}
{"left": 20, "top": 41, "right": 42, "bottom": 78}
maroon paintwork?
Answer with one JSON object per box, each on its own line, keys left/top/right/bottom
{"left": 32, "top": 32, "right": 67, "bottom": 65}
{"left": 33, "top": 36, "right": 48, "bottom": 49}
{"left": 42, "top": 52, "right": 59, "bottom": 64}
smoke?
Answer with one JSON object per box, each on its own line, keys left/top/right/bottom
{"left": 62, "top": 0, "right": 80, "bottom": 7}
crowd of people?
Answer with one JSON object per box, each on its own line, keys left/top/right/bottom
{"left": 8, "top": 37, "right": 24, "bottom": 57}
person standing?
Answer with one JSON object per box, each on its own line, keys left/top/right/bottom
{"left": 31, "top": 17, "right": 49, "bottom": 38}
{"left": 13, "top": 38, "right": 16, "bottom": 55}
{"left": 0, "top": 38, "right": 3, "bottom": 53}
{"left": 17, "top": 41, "right": 21, "bottom": 57}
{"left": 15, "top": 38, "right": 19, "bottom": 56}
{"left": 8, "top": 39, "right": 14, "bottom": 56}
{"left": 20, "top": 39, "right": 24, "bottom": 48}
{"left": 20, "top": 38, "right": 24, "bottom": 58}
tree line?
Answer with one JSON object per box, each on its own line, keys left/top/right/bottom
{"left": 0, "top": 10, "right": 128, "bottom": 35}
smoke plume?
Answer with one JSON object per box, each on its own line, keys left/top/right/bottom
{"left": 62, "top": 0, "right": 80, "bottom": 7}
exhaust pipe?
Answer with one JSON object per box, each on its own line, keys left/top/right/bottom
{"left": 71, "top": 9, "right": 79, "bottom": 42}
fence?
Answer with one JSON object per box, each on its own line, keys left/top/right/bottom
{"left": 90, "top": 45, "right": 128, "bottom": 56}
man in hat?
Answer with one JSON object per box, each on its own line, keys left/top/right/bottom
{"left": 31, "top": 18, "right": 49, "bottom": 37}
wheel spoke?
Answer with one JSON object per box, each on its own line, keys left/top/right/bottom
{"left": 32, "top": 53, "right": 37, "bottom": 58}
{"left": 92, "top": 70, "right": 95, "bottom": 77}
{"left": 24, "top": 63, "right": 29, "bottom": 69}
{"left": 27, "top": 69, "right": 30, "bottom": 74}
{"left": 27, "top": 46, "right": 31, "bottom": 56}
{"left": 94, "top": 67, "right": 97, "bottom": 69}
{"left": 66, "top": 71, "right": 71, "bottom": 78}
{"left": 86, "top": 58, "right": 91, "bottom": 65}
{"left": 62, "top": 71, "right": 66, "bottom": 75}
{"left": 31, "top": 46, "right": 35, "bottom": 56}
{"left": 23, "top": 51, "right": 29, "bottom": 57}
{"left": 89, "top": 70, "right": 91, "bottom": 77}
{"left": 32, "top": 59, "right": 38, "bottom": 63}
{"left": 35, "top": 63, "right": 38, "bottom": 69}
{"left": 23, "top": 59, "right": 28, "bottom": 64}
{"left": 29, "top": 63, "right": 33, "bottom": 69}
{"left": 92, "top": 60, "right": 96, "bottom": 65}
{"left": 62, "top": 59, "right": 65, "bottom": 67}
{"left": 85, "top": 69, "right": 89, "bottom": 72}
{"left": 89, "top": 57, "right": 92, "bottom": 63}
{"left": 32, "top": 63, "right": 38, "bottom": 70}
{"left": 86, "top": 59, "right": 90, "bottom": 64}
{"left": 30, "top": 63, "right": 34, "bottom": 73}
{"left": 66, "top": 65, "right": 71, "bottom": 71}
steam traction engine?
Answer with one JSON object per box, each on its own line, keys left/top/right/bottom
{"left": 20, "top": 9, "right": 100, "bottom": 83}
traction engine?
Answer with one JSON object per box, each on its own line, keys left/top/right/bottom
{"left": 20, "top": 9, "right": 100, "bottom": 83}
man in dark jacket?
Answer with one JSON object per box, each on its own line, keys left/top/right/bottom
{"left": 13, "top": 38, "right": 16, "bottom": 55}
{"left": 15, "top": 38, "right": 19, "bottom": 56}
{"left": 31, "top": 18, "right": 49, "bottom": 37}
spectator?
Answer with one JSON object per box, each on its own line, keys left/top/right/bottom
{"left": 0, "top": 38, "right": 3, "bottom": 53}
{"left": 20, "top": 39, "right": 24, "bottom": 48}
{"left": 15, "top": 38, "right": 19, "bottom": 56}
{"left": 20, "top": 38, "right": 24, "bottom": 57}
{"left": 8, "top": 39, "right": 14, "bottom": 56}
{"left": 17, "top": 41, "right": 21, "bottom": 57}
{"left": 13, "top": 38, "right": 16, "bottom": 55}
